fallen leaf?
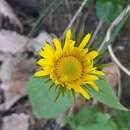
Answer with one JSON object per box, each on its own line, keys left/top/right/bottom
{"left": 0, "top": 30, "right": 52, "bottom": 54}
{"left": 0, "top": 55, "right": 16, "bottom": 82}
{"left": 2, "top": 113, "right": 29, "bottom": 130}
{"left": 9, "top": 80, "right": 26, "bottom": 95}
{"left": 0, "top": 30, "right": 52, "bottom": 111}
{"left": 7, "top": 0, "right": 40, "bottom": 15}
{"left": 33, "top": 31, "right": 53, "bottom": 51}
{"left": 11, "top": 57, "right": 35, "bottom": 81}
{"left": 0, "top": 83, "right": 25, "bottom": 111}
{"left": 0, "top": 30, "right": 36, "bottom": 54}
{"left": 0, "top": 0, "right": 23, "bottom": 31}
{"left": 0, "top": 56, "right": 35, "bottom": 111}
{"left": 103, "top": 63, "right": 120, "bottom": 88}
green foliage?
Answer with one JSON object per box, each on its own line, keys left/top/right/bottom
{"left": 113, "top": 111, "right": 130, "bottom": 130}
{"left": 96, "top": 0, "right": 123, "bottom": 22}
{"left": 85, "top": 80, "right": 127, "bottom": 111}
{"left": 119, "top": 0, "right": 130, "bottom": 7}
{"left": 66, "top": 107, "right": 117, "bottom": 130}
{"left": 27, "top": 77, "right": 127, "bottom": 119}
{"left": 66, "top": 106, "right": 130, "bottom": 130}
{"left": 27, "top": 77, "right": 73, "bottom": 118}
{"left": 77, "top": 24, "right": 85, "bottom": 45}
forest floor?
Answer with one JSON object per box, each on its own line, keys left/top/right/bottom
{"left": 0, "top": 0, "right": 130, "bottom": 130}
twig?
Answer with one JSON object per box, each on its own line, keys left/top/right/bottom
{"left": 114, "top": 64, "right": 121, "bottom": 98}
{"left": 97, "top": 4, "right": 130, "bottom": 77}
{"left": 98, "top": 4, "right": 130, "bottom": 52}
{"left": 96, "top": 5, "right": 130, "bottom": 99}
{"left": 61, "top": 0, "right": 88, "bottom": 37}
{"left": 65, "top": 0, "right": 72, "bottom": 21}
{"left": 0, "top": 13, "right": 3, "bottom": 29}
{"left": 88, "top": 21, "right": 103, "bottom": 47}
{"left": 108, "top": 45, "right": 130, "bottom": 76}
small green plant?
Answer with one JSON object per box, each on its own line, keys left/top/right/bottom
{"left": 66, "top": 106, "right": 130, "bottom": 130}
{"left": 27, "top": 1, "right": 130, "bottom": 127}
{"left": 27, "top": 29, "right": 127, "bottom": 119}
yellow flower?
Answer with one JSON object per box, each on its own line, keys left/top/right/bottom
{"left": 34, "top": 30, "right": 104, "bottom": 99}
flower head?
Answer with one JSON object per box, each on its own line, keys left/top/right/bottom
{"left": 34, "top": 30, "right": 104, "bottom": 99}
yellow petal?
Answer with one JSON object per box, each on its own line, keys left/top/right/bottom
{"left": 91, "top": 70, "right": 105, "bottom": 76}
{"left": 83, "top": 59, "right": 94, "bottom": 72}
{"left": 79, "top": 33, "right": 91, "bottom": 49}
{"left": 69, "top": 40, "right": 75, "bottom": 51}
{"left": 36, "top": 59, "right": 45, "bottom": 66}
{"left": 53, "top": 38, "right": 62, "bottom": 52}
{"left": 68, "top": 84, "right": 90, "bottom": 99}
{"left": 63, "top": 29, "right": 71, "bottom": 52}
{"left": 87, "top": 82, "right": 99, "bottom": 91}
{"left": 84, "top": 74, "right": 99, "bottom": 81}
{"left": 44, "top": 43, "right": 54, "bottom": 53}
{"left": 86, "top": 51, "right": 99, "bottom": 59}
{"left": 34, "top": 70, "right": 49, "bottom": 77}
{"left": 36, "top": 59, "right": 53, "bottom": 66}
{"left": 82, "top": 48, "right": 88, "bottom": 55}
{"left": 38, "top": 49, "right": 44, "bottom": 57}
{"left": 64, "top": 40, "right": 75, "bottom": 55}
{"left": 38, "top": 43, "right": 54, "bottom": 58}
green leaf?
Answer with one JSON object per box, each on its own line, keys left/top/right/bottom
{"left": 65, "top": 106, "right": 98, "bottom": 129}
{"left": 77, "top": 120, "right": 117, "bottom": 130}
{"left": 77, "top": 24, "right": 85, "bottom": 45}
{"left": 96, "top": 0, "right": 123, "bottom": 22}
{"left": 86, "top": 80, "right": 128, "bottom": 111}
{"left": 74, "top": 106, "right": 98, "bottom": 125}
{"left": 27, "top": 77, "right": 73, "bottom": 118}
{"left": 66, "top": 106, "right": 117, "bottom": 130}
{"left": 113, "top": 110, "right": 130, "bottom": 130}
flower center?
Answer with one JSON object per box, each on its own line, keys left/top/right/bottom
{"left": 55, "top": 56, "right": 82, "bottom": 82}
